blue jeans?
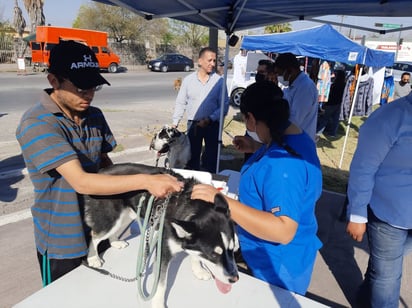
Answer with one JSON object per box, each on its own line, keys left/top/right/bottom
{"left": 363, "top": 208, "right": 412, "bottom": 307}
{"left": 186, "top": 120, "right": 219, "bottom": 173}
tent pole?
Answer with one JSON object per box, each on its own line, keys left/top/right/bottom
{"left": 216, "top": 33, "right": 230, "bottom": 173}
{"left": 338, "top": 65, "right": 364, "bottom": 169}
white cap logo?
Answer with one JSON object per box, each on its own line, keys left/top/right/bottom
{"left": 70, "top": 53, "right": 99, "bottom": 70}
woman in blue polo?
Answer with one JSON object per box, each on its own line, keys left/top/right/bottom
{"left": 191, "top": 82, "right": 322, "bottom": 295}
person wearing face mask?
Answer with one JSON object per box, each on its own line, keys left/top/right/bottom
{"left": 393, "top": 72, "right": 411, "bottom": 99}
{"left": 243, "top": 59, "right": 277, "bottom": 162}
{"left": 255, "top": 59, "right": 276, "bottom": 84}
{"left": 191, "top": 82, "right": 322, "bottom": 295}
{"left": 274, "top": 53, "right": 318, "bottom": 142}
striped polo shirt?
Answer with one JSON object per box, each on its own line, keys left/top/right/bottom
{"left": 15, "top": 89, "right": 116, "bottom": 259}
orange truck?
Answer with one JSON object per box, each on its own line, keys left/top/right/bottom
{"left": 29, "top": 26, "right": 121, "bottom": 73}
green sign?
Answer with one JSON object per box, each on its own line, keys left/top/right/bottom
{"left": 375, "top": 23, "right": 401, "bottom": 29}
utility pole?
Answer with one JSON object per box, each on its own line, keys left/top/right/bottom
{"left": 396, "top": 24, "right": 403, "bottom": 61}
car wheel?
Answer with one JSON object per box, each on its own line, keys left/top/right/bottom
{"left": 230, "top": 87, "right": 244, "bottom": 108}
{"left": 161, "top": 65, "right": 168, "bottom": 72}
{"left": 108, "top": 63, "right": 118, "bottom": 73}
{"left": 184, "top": 65, "right": 191, "bottom": 72}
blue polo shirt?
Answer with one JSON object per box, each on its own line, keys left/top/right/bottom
{"left": 238, "top": 132, "right": 322, "bottom": 295}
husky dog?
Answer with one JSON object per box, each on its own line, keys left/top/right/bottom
{"left": 150, "top": 125, "right": 191, "bottom": 169}
{"left": 82, "top": 163, "right": 239, "bottom": 308}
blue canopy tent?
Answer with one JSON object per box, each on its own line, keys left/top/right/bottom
{"left": 241, "top": 24, "right": 395, "bottom": 168}
{"left": 241, "top": 24, "right": 394, "bottom": 68}
{"left": 93, "top": 0, "right": 412, "bottom": 172}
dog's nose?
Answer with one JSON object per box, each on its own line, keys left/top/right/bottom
{"left": 229, "top": 275, "right": 239, "bottom": 283}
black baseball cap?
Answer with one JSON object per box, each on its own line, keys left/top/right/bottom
{"left": 48, "top": 40, "right": 110, "bottom": 89}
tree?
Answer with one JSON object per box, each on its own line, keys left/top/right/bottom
{"left": 264, "top": 23, "right": 292, "bottom": 34}
{"left": 73, "top": 3, "right": 168, "bottom": 43}
{"left": 13, "top": 0, "right": 27, "bottom": 58}
{"left": 23, "top": 0, "right": 45, "bottom": 33}
{"left": 169, "top": 19, "right": 208, "bottom": 55}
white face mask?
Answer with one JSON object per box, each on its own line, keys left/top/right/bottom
{"left": 277, "top": 75, "right": 289, "bottom": 87}
{"left": 246, "top": 130, "right": 263, "bottom": 144}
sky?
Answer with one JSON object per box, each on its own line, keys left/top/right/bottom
{"left": 0, "top": 0, "right": 92, "bottom": 28}
{"left": 0, "top": 0, "right": 410, "bottom": 40}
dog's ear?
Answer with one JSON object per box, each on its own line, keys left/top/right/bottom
{"left": 214, "top": 193, "right": 230, "bottom": 216}
{"left": 171, "top": 219, "right": 195, "bottom": 239}
{"left": 171, "top": 127, "right": 182, "bottom": 138}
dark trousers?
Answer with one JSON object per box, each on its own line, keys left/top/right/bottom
{"left": 187, "top": 120, "right": 219, "bottom": 173}
{"left": 316, "top": 104, "right": 341, "bottom": 136}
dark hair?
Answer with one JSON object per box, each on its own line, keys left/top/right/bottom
{"left": 274, "top": 52, "right": 300, "bottom": 70}
{"left": 258, "top": 59, "right": 273, "bottom": 67}
{"left": 199, "top": 47, "right": 216, "bottom": 58}
{"left": 240, "top": 82, "right": 300, "bottom": 157}
{"left": 401, "top": 72, "right": 411, "bottom": 78}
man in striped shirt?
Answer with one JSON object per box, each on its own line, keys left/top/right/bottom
{"left": 16, "top": 41, "right": 183, "bottom": 285}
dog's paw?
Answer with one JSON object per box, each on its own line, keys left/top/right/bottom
{"left": 87, "top": 256, "right": 103, "bottom": 268}
{"left": 110, "top": 240, "right": 128, "bottom": 249}
{"left": 191, "top": 259, "right": 212, "bottom": 281}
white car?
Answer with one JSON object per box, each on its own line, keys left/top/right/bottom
{"left": 391, "top": 61, "right": 412, "bottom": 81}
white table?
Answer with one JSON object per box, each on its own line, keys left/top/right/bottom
{"left": 14, "top": 233, "right": 327, "bottom": 308}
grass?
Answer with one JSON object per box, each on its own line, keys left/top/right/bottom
{"left": 219, "top": 111, "right": 369, "bottom": 194}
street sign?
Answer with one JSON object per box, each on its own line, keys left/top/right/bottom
{"left": 375, "top": 23, "right": 401, "bottom": 29}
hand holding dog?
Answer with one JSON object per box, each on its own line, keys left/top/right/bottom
{"left": 146, "top": 174, "right": 184, "bottom": 198}
{"left": 191, "top": 184, "right": 220, "bottom": 203}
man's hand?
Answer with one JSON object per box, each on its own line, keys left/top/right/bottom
{"left": 197, "top": 118, "right": 211, "bottom": 128}
{"left": 346, "top": 221, "right": 367, "bottom": 242}
{"left": 146, "top": 174, "right": 184, "bottom": 198}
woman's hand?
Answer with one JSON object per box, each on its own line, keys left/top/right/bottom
{"left": 191, "top": 184, "right": 219, "bottom": 203}
{"left": 233, "top": 135, "right": 260, "bottom": 153}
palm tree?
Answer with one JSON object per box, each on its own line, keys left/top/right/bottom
{"left": 13, "top": 0, "right": 26, "bottom": 37}
{"left": 23, "top": 0, "right": 45, "bottom": 33}
{"left": 13, "top": 0, "right": 27, "bottom": 58}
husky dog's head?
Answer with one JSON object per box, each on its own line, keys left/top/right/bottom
{"left": 150, "top": 125, "right": 183, "bottom": 154}
{"left": 170, "top": 193, "right": 239, "bottom": 293}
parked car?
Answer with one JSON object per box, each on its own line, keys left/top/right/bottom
{"left": 147, "top": 53, "right": 194, "bottom": 72}
{"left": 390, "top": 61, "right": 412, "bottom": 81}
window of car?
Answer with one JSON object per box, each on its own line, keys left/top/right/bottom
{"left": 393, "top": 62, "right": 412, "bottom": 72}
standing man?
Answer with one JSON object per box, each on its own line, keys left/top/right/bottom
{"left": 346, "top": 92, "right": 412, "bottom": 307}
{"left": 172, "top": 47, "right": 229, "bottom": 173}
{"left": 16, "top": 41, "right": 183, "bottom": 285}
{"left": 274, "top": 53, "right": 318, "bottom": 141}
{"left": 394, "top": 72, "right": 411, "bottom": 99}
